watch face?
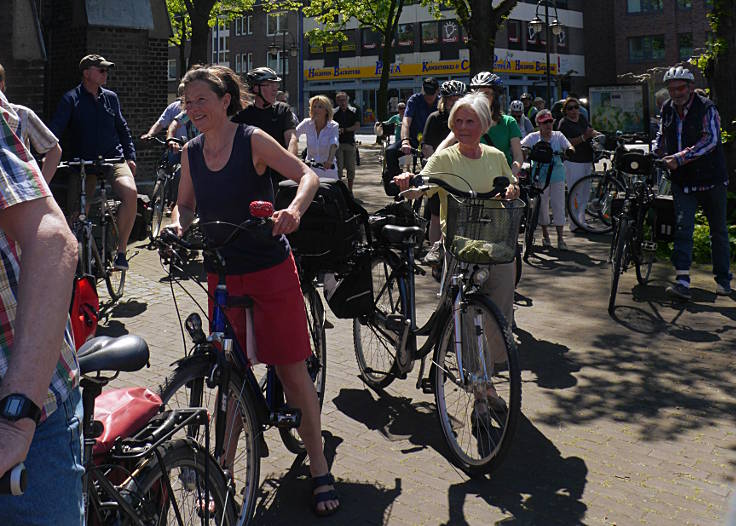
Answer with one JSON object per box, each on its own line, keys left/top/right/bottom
{"left": 4, "top": 396, "right": 26, "bottom": 417}
{"left": 1, "top": 394, "right": 41, "bottom": 423}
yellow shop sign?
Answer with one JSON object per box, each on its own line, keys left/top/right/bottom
{"left": 304, "top": 58, "right": 556, "bottom": 81}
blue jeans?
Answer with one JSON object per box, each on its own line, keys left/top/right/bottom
{"left": 0, "top": 387, "right": 84, "bottom": 525}
{"left": 671, "top": 183, "right": 732, "bottom": 287}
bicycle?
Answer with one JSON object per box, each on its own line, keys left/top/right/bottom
{"left": 355, "top": 175, "right": 523, "bottom": 477}
{"left": 0, "top": 334, "right": 236, "bottom": 524}
{"left": 146, "top": 137, "right": 185, "bottom": 242}
{"left": 154, "top": 202, "right": 326, "bottom": 525}
{"left": 58, "top": 157, "right": 127, "bottom": 302}
{"left": 608, "top": 157, "right": 668, "bottom": 313}
{"left": 519, "top": 149, "right": 562, "bottom": 262}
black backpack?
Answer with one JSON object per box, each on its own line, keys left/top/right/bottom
{"left": 275, "top": 178, "right": 367, "bottom": 271}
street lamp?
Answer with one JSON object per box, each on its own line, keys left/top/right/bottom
{"left": 269, "top": 31, "right": 298, "bottom": 100}
{"left": 529, "top": 0, "right": 563, "bottom": 109}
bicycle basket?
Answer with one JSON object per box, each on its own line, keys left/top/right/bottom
{"left": 445, "top": 197, "right": 525, "bottom": 264}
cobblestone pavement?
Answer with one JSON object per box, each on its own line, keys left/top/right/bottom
{"left": 103, "top": 148, "right": 736, "bottom": 525}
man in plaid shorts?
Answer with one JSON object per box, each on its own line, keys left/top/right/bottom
{"left": 0, "top": 89, "right": 81, "bottom": 524}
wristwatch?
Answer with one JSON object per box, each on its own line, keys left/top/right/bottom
{"left": 0, "top": 394, "right": 42, "bottom": 424}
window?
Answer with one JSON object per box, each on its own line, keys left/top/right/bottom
{"left": 235, "top": 53, "right": 241, "bottom": 73}
{"left": 507, "top": 20, "right": 520, "bottom": 44}
{"left": 441, "top": 20, "right": 459, "bottom": 44}
{"left": 677, "top": 0, "right": 692, "bottom": 8}
{"left": 628, "top": 35, "right": 665, "bottom": 62}
{"left": 234, "top": 16, "right": 252, "bottom": 35}
{"left": 421, "top": 22, "right": 439, "bottom": 45}
{"left": 246, "top": 53, "right": 253, "bottom": 73}
{"left": 267, "top": 51, "right": 288, "bottom": 75}
{"left": 397, "top": 23, "right": 414, "bottom": 47}
{"left": 167, "top": 59, "right": 176, "bottom": 81}
{"left": 211, "top": 21, "right": 230, "bottom": 64}
{"left": 627, "top": 0, "right": 663, "bottom": 13}
{"left": 678, "top": 32, "right": 693, "bottom": 60}
{"left": 267, "top": 12, "right": 288, "bottom": 36}
{"left": 246, "top": 15, "right": 252, "bottom": 34}
{"left": 362, "top": 28, "right": 381, "bottom": 51}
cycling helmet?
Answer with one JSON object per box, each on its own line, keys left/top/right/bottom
{"left": 246, "top": 67, "right": 281, "bottom": 88}
{"left": 663, "top": 66, "right": 694, "bottom": 84}
{"left": 520, "top": 92, "right": 533, "bottom": 101}
{"left": 509, "top": 100, "right": 525, "bottom": 113}
{"left": 470, "top": 71, "right": 503, "bottom": 89}
{"left": 439, "top": 80, "right": 467, "bottom": 97}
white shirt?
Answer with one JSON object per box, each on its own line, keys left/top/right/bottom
{"left": 295, "top": 118, "right": 339, "bottom": 180}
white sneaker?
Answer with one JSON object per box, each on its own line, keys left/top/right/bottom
{"left": 423, "top": 241, "right": 443, "bottom": 265}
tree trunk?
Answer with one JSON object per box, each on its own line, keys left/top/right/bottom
{"left": 186, "top": 0, "right": 216, "bottom": 66}
{"left": 710, "top": 1, "right": 736, "bottom": 193}
{"left": 466, "top": 0, "right": 494, "bottom": 77}
{"left": 376, "top": 0, "right": 403, "bottom": 121}
{"left": 178, "top": 18, "right": 188, "bottom": 81}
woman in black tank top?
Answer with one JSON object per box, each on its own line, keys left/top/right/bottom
{"left": 168, "top": 66, "right": 340, "bottom": 516}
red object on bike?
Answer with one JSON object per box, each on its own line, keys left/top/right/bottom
{"left": 249, "top": 200, "right": 274, "bottom": 218}
{"left": 92, "top": 388, "right": 162, "bottom": 459}
{"left": 69, "top": 275, "right": 99, "bottom": 350}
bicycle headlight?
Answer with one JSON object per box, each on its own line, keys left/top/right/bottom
{"left": 472, "top": 267, "right": 490, "bottom": 286}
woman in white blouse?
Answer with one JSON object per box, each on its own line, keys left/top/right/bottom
{"left": 292, "top": 95, "right": 339, "bottom": 180}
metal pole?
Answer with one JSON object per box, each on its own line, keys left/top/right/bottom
{"left": 215, "top": 20, "right": 219, "bottom": 64}
{"left": 298, "top": 7, "right": 304, "bottom": 118}
{"left": 545, "top": 1, "right": 552, "bottom": 108}
{"left": 282, "top": 31, "right": 287, "bottom": 95}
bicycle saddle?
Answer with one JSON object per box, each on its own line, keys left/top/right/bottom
{"left": 78, "top": 335, "right": 150, "bottom": 375}
{"left": 382, "top": 225, "right": 424, "bottom": 244}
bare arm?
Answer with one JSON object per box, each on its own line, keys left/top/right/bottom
{"left": 251, "top": 130, "right": 318, "bottom": 235}
{"left": 40, "top": 143, "right": 62, "bottom": 183}
{"left": 141, "top": 121, "right": 164, "bottom": 140}
{"left": 325, "top": 143, "right": 337, "bottom": 168}
{"left": 0, "top": 196, "right": 78, "bottom": 477}
{"left": 284, "top": 128, "right": 297, "bottom": 154}
{"left": 510, "top": 137, "right": 523, "bottom": 176}
{"left": 287, "top": 130, "right": 299, "bottom": 156}
{"left": 166, "top": 120, "right": 182, "bottom": 152}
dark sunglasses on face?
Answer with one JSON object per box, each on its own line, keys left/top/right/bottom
{"left": 667, "top": 84, "right": 689, "bottom": 94}
{"left": 566, "top": 105, "right": 579, "bottom": 110}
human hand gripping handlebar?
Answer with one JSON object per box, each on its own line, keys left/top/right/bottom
{"left": 0, "top": 463, "right": 27, "bottom": 495}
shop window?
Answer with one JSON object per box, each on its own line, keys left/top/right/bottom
{"left": 441, "top": 20, "right": 459, "bottom": 44}
{"left": 398, "top": 23, "right": 415, "bottom": 48}
{"left": 421, "top": 21, "right": 439, "bottom": 49}
{"left": 507, "top": 20, "right": 520, "bottom": 44}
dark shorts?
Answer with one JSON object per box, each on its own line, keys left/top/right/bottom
{"left": 207, "top": 253, "right": 311, "bottom": 366}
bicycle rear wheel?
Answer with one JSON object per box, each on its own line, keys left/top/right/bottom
{"left": 609, "top": 218, "right": 631, "bottom": 313}
{"left": 568, "top": 172, "right": 625, "bottom": 234}
{"left": 523, "top": 195, "right": 540, "bottom": 261}
{"left": 157, "top": 355, "right": 261, "bottom": 526}
{"left": 278, "top": 283, "right": 327, "bottom": 454}
{"left": 104, "top": 219, "right": 125, "bottom": 301}
{"left": 125, "top": 437, "right": 236, "bottom": 525}
{"left": 433, "top": 294, "right": 521, "bottom": 477}
{"left": 150, "top": 178, "right": 167, "bottom": 242}
{"left": 635, "top": 211, "right": 656, "bottom": 286}
{"left": 353, "top": 252, "right": 404, "bottom": 390}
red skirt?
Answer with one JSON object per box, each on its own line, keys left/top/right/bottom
{"left": 207, "top": 253, "right": 311, "bottom": 366}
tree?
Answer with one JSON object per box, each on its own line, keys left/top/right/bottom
{"left": 166, "top": 0, "right": 255, "bottom": 69}
{"left": 445, "top": 0, "right": 518, "bottom": 77}
{"left": 691, "top": 0, "right": 736, "bottom": 192}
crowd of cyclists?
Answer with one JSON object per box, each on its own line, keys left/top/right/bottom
{"left": 0, "top": 49, "right": 732, "bottom": 524}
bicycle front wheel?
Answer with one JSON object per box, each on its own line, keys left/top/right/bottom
{"left": 353, "top": 252, "right": 405, "bottom": 390}
{"left": 609, "top": 218, "right": 631, "bottom": 313}
{"left": 104, "top": 220, "right": 125, "bottom": 301}
{"left": 433, "top": 294, "right": 521, "bottom": 477}
{"left": 125, "top": 438, "right": 237, "bottom": 525}
{"left": 158, "top": 355, "right": 261, "bottom": 526}
{"left": 635, "top": 211, "right": 657, "bottom": 286}
{"left": 278, "top": 283, "right": 327, "bottom": 454}
{"left": 150, "top": 178, "right": 167, "bottom": 242}
{"left": 523, "top": 195, "right": 540, "bottom": 261}
{"left": 568, "top": 172, "right": 625, "bottom": 234}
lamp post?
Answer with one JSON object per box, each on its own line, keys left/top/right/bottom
{"left": 529, "top": 0, "right": 563, "bottom": 109}
{"left": 269, "top": 31, "right": 298, "bottom": 102}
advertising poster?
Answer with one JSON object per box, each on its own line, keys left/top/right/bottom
{"left": 589, "top": 85, "right": 648, "bottom": 137}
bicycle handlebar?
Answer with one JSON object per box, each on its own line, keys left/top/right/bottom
{"left": 426, "top": 176, "right": 511, "bottom": 199}
{"left": 0, "top": 463, "right": 26, "bottom": 496}
{"left": 144, "top": 136, "right": 185, "bottom": 147}
{"left": 57, "top": 157, "right": 126, "bottom": 169}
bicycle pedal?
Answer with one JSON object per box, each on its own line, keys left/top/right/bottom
{"left": 269, "top": 407, "right": 302, "bottom": 429}
{"left": 419, "top": 378, "right": 433, "bottom": 394}
{"left": 385, "top": 314, "right": 405, "bottom": 332}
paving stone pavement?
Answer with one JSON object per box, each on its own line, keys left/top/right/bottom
{"left": 102, "top": 148, "right": 736, "bottom": 525}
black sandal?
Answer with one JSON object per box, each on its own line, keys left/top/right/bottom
{"left": 312, "top": 472, "right": 340, "bottom": 517}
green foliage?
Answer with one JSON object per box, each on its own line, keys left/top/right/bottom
{"left": 166, "top": 0, "right": 255, "bottom": 46}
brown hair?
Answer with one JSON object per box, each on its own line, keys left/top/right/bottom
{"left": 181, "top": 65, "right": 251, "bottom": 116}
{"left": 562, "top": 97, "right": 581, "bottom": 113}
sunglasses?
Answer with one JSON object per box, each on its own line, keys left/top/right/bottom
{"left": 667, "top": 84, "right": 689, "bottom": 94}
{"left": 566, "top": 105, "right": 580, "bottom": 110}
{"left": 538, "top": 119, "right": 553, "bottom": 124}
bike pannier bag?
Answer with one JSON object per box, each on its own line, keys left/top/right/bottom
{"left": 652, "top": 195, "right": 675, "bottom": 242}
{"left": 69, "top": 275, "right": 99, "bottom": 350}
{"left": 324, "top": 255, "right": 373, "bottom": 319}
{"left": 276, "top": 178, "right": 366, "bottom": 270}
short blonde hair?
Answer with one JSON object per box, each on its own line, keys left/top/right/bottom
{"left": 309, "top": 95, "right": 334, "bottom": 121}
{"left": 448, "top": 92, "right": 492, "bottom": 133}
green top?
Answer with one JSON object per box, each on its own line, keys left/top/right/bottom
{"left": 383, "top": 114, "right": 402, "bottom": 141}
{"left": 480, "top": 114, "right": 522, "bottom": 166}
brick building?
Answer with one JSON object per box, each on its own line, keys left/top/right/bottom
{"left": 0, "top": 0, "right": 172, "bottom": 188}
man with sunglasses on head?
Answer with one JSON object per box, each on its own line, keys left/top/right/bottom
{"left": 653, "top": 65, "right": 731, "bottom": 300}
{"left": 50, "top": 54, "right": 138, "bottom": 271}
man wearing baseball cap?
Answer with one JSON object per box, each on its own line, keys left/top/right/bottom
{"left": 382, "top": 77, "right": 439, "bottom": 194}
{"left": 50, "top": 54, "right": 138, "bottom": 270}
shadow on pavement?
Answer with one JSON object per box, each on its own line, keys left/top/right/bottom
{"left": 254, "top": 431, "right": 402, "bottom": 525}
{"left": 514, "top": 326, "right": 580, "bottom": 389}
{"left": 95, "top": 319, "right": 128, "bottom": 337}
{"left": 442, "top": 414, "right": 587, "bottom": 526}
{"left": 108, "top": 299, "right": 148, "bottom": 318}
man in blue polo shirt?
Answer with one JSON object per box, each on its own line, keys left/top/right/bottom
{"left": 382, "top": 77, "right": 439, "bottom": 195}
{"left": 50, "top": 54, "right": 138, "bottom": 270}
